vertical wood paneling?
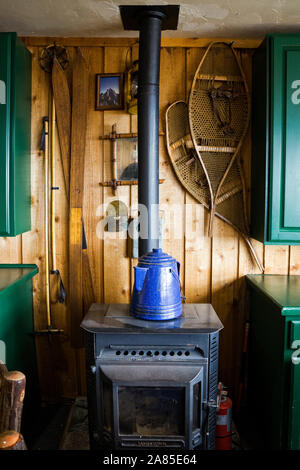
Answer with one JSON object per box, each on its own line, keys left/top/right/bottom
{"left": 159, "top": 48, "right": 186, "bottom": 286}
{"left": 103, "top": 47, "right": 131, "bottom": 304}
{"left": 11, "top": 39, "right": 300, "bottom": 401}
{"left": 0, "top": 236, "right": 22, "bottom": 263}
{"left": 233, "top": 49, "right": 255, "bottom": 398}
{"left": 264, "top": 245, "right": 289, "bottom": 274}
{"left": 185, "top": 47, "right": 211, "bottom": 303}
{"left": 289, "top": 246, "right": 300, "bottom": 274}
{"left": 82, "top": 46, "right": 104, "bottom": 304}
{"left": 211, "top": 219, "right": 239, "bottom": 390}
{"left": 129, "top": 45, "right": 139, "bottom": 289}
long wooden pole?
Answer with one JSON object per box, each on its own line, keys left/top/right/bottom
{"left": 43, "top": 117, "right": 51, "bottom": 329}
{"left": 51, "top": 97, "right": 57, "bottom": 274}
{"left": 34, "top": 117, "right": 64, "bottom": 334}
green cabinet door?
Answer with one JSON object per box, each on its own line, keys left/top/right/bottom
{"left": 288, "top": 362, "right": 300, "bottom": 449}
{"left": 0, "top": 34, "right": 12, "bottom": 235}
{"left": 251, "top": 34, "right": 300, "bottom": 244}
{"left": 288, "top": 320, "right": 300, "bottom": 449}
{"left": 270, "top": 36, "right": 300, "bottom": 242}
{"left": 0, "top": 33, "right": 31, "bottom": 236}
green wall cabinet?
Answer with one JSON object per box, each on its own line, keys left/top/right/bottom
{"left": 251, "top": 34, "right": 300, "bottom": 244}
{"left": 0, "top": 33, "right": 31, "bottom": 236}
{"left": 246, "top": 274, "right": 300, "bottom": 449}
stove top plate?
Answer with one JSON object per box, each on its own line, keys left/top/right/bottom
{"left": 81, "top": 303, "right": 223, "bottom": 334}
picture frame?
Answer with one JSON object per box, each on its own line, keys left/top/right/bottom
{"left": 95, "top": 73, "right": 124, "bottom": 111}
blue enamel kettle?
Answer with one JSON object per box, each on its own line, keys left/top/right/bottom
{"left": 131, "top": 248, "right": 182, "bottom": 321}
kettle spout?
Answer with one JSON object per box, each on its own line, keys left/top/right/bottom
{"left": 133, "top": 266, "right": 148, "bottom": 292}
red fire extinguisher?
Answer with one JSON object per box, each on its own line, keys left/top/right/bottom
{"left": 216, "top": 382, "right": 232, "bottom": 450}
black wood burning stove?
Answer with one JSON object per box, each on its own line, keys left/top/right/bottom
{"left": 81, "top": 304, "right": 223, "bottom": 450}
{"left": 80, "top": 5, "right": 223, "bottom": 451}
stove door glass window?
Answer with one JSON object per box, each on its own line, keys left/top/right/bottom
{"left": 118, "top": 386, "right": 185, "bottom": 436}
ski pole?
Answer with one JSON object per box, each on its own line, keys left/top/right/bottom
{"left": 34, "top": 116, "right": 63, "bottom": 336}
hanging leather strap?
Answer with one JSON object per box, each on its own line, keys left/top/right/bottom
{"left": 50, "top": 270, "right": 66, "bottom": 304}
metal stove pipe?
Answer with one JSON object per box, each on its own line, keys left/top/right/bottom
{"left": 137, "top": 10, "right": 164, "bottom": 257}
{"left": 120, "top": 5, "right": 179, "bottom": 257}
{"left": 120, "top": 6, "right": 182, "bottom": 321}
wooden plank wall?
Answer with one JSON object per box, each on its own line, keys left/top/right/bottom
{"left": 4, "top": 36, "right": 295, "bottom": 403}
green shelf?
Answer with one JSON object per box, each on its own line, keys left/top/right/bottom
{"left": 246, "top": 274, "right": 300, "bottom": 315}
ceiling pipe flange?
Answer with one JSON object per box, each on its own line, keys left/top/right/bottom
{"left": 119, "top": 5, "right": 179, "bottom": 31}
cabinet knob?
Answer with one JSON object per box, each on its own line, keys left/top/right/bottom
{"left": 291, "top": 340, "right": 300, "bottom": 365}
{"left": 291, "top": 347, "right": 300, "bottom": 365}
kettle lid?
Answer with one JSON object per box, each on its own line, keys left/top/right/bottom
{"left": 138, "top": 248, "right": 177, "bottom": 267}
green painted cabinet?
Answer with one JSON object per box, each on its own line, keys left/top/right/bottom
{"left": 0, "top": 33, "right": 31, "bottom": 236}
{"left": 0, "top": 264, "right": 39, "bottom": 442}
{"left": 246, "top": 274, "right": 300, "bottom": 449}
{"left": 251, "top": 34, "right": 300, "bottom": 244}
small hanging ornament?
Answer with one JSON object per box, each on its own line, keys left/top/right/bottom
{"left": 126, "top": 60, "right": 138, "bottom": 114}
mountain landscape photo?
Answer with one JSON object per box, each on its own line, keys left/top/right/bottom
{"left": 100, "top": 87, "right": 120, "bottom": 106}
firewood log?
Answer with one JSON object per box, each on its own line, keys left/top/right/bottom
{"left": 0, "top": 362, "right": 7, "bottom": 377}
{"left": 0, "top": 364, "right": 26, "bottom": 433}
{"left": 0, "top": 431, "right": 27, "bottom": 450}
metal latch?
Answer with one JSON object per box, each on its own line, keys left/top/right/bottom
{"left": 202, "top": 399, "right": 218, "bottom": 409}
{"left": 0, "top": 80, "right": 6, "bottom": 104}
{"left": 291, "top": 340, "right": 300, "bottom": 365}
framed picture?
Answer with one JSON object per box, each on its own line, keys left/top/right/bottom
{"left": 95, "top": 73, "right": 124, "bottom": 110}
